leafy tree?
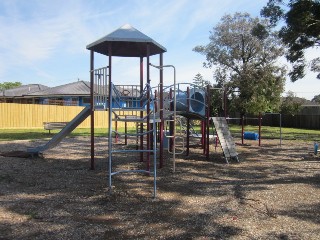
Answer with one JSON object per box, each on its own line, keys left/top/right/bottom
{"left": 311, "top": 94, "right": 320, "bottom": 103}
{"left": 261, "top": 0, "right": 320, "bottom": 81}
{"left": 193, "top": 12, "right": 286, "bottom": 116}
{"left": 0, "top": 82, "right": 22, "bottom": 91}
{"left": 192, "top": 73, "right": 211, "bottom": 88}
{"left": 210, "top": 69, "right": 228, "bottom": 116}
{"left": 280, "top": 91, "right": 304, "bottom": 115}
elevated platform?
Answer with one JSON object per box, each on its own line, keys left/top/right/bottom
{"left": 112, "top": 115, "right": 161, "bottom": 123}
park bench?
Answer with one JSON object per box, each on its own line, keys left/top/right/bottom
{"left": 43, "top": 122, "right": 69, "bottom": 134}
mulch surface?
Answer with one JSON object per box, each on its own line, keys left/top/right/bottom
{"left": 0, "top": 136, "right": 319, "bottom": 239}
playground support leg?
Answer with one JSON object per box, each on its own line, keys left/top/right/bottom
{"left": 159, "top": 53, "right": 164, "bottom": 168}
{"left": 280, "top": 114, "right": 282, "bottom": 147}
{"left": 115, "top": 120, "right": 118, "bottom": 143}
{"left": 108, "top": 46, "right": 112, "bottom": 192}
{"left": 241, "top": 115, "right": 244, "bottom": 145}
{"left": 146, "top": 45, "right": 150, "bottom": 171}
{"left": 259, "top": 112, "right": 262, "bottom": 146}
{"left": 186, "top": 118, "right": 190, "bottom": 156}
{"left": 90, "top": 50, "right": 95, "bottom": 170}
{"left": 186, "top": 87, "right": 190, "bottom": 156}
{"left": 125, "top": 118, "right": 127, "bottom": 145}
{"left": 169, "top": 88, "right": 173, "bottom": 153}
{"left": 140, "top": 57, "right": 144, "bottom": 162}
{"left": 203, "top": 120, "right": 206, "bottom": 155}
{"left": 201, "top": 121, "right": 204, "bottom": 149}
{"left": 206, "top": 85, "right": 210, "bottom": 160}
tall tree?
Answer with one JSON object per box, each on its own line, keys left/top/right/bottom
{"left": 311, "top": 94, "right": 320, "bottom": 103}
{"left": 192, "top": 73, "right": 211, "bottom": 88}
{"left": 193, "top": 12, "right": 286, "bottom": 115}
{"left": 261, "top": 0, "right": 320, "bottom": 81}
{"left": 280, "top": 91, "right": 304, "bottom": 115}
{"left": 0, "top": 82, "right": 22, "bottom": 91}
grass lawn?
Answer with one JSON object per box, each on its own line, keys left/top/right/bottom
{"left": 0, "top": 125, "right": 319, "bottom": 141}
{"left": 0, "top": 128, "right": 109, "bottom": 141}
{"left": 229, "top": 124, "right": 320, "bottom": 141}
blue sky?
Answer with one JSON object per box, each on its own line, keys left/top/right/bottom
{"left": 0, "top": 0, "right": 319, "bottom": 100}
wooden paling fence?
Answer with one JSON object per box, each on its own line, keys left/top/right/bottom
{"left": 0, "top": 103, "right": 138, "bottom": 129}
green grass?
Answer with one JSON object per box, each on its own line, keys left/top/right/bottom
{"left": 228, "top": 124, "right": 320, "bottom": 141}
{"left": 0, "top": 125, "right": 319, "bottom": 141}
{"left": 0, "top": 127, "right": 139, "bottom": 141}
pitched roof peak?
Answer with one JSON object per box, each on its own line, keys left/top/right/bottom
{"left": 87, "top": 24, "right": 166, "bottom": 57}
{"left": 121, "top": 23, "right": 133, "bottom": 29}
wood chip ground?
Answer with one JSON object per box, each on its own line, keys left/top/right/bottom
{"left": 0, "top": 136, "right": 319, "bottom": 239}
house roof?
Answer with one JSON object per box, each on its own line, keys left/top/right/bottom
{"left": 26, "top": 81, "right": 91, "bottom": 97}
{"left": 86, "top": 24, "right": 166, "bottom": 57}
{"left": 0, "top": 84, "right": 49, "bottom": 97}
{"left": 1, "top": 80, "right": 144, "bottom": 99}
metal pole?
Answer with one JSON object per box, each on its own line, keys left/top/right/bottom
{"left": 146, "top": 44, "right": 150, "bottom": 172}
{"left": 125, "top": 117, "right": 127, "bottom": 145}
{"left": 280, "top": 113, "right": 282, "bottom": 147}
{"left": 241, "top": 115, "right": 244, "bottom": 145}
{"left": 224, "top": 89, "right": 227, "bottom": 118}
{"left": 108, "top": 45, "right": 112, "bottom": 193}
{"left": 259, "top": 112, "right": 262, "bottom": 146}
{"left": 153, "top": 111, "right": 157, "bottom": 199}
{"left": 115, "top": 120, "right": 118, "bottom": 143}
{"left": 172, "top": 66, "right": 176, "bottom": 173}
{"left": 149, "top": 63, "right": 176, "bottom": 172}
{"left": 159, "top": 53, "right": 164, "bottom": 168}
{"left": 90, "top": 50, "right": 95, "bottom": 170}
{"left": 186, "top": 87, "right": 190, "bottom": 156}
{"left": 206, "top": 85, "right": 210, "bottom": 160}
{"left": 169, "top": 88, "right": 173, "bottom": 153}
{"left": 140, "top": 57, "right": 144, "bottom": 162}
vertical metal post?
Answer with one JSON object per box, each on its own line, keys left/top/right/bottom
{"left": 146, "top": 44, "right": 150, "bottom": 171}
{"left": 201, "top": 121, "right": 204, "bottom": 148}
{"left": 153, "top": 113, "right": 157, "bottom": 198}
{"left": 172, "top": 66, "right": 176, "bottom": 173}
{"left": 90, "top": 50, "right": 95, "bottom": 170}
{"left": 149, "top": 63, "right": 176, "bottom": 172}
{"left": 108, "top": 45, "right": 113, "bottom": 192}
{"left": 259, "top": 112, "right": 262, "bottom": 146}
{"left": 241, "top": 115, "right": 244, "bottom": 145}
{"left": 206, "top": 85, "right": 210, "bottom": 159}
{"left": 125, "top": 116, "right": 127, "bottom": 145}
{"left": 159, "top": 53, "right": 164, "bottom": 168}
{"left": 140, "top": 57, "right": 144, "bottom": 162}
{"left": 186, "top": 87, "right": 190, "bottom": 156}
{"left": 169, "top": 88, "right": 173, "bottom": 153}
{"left": 224, "top": 88, "right": 227, "bottom": 118}
{"left": 186, "top": 118, "right": 190, "bottom": 156}
{"left": 279, "top": 113, "right": 282, "bottom": 147}
{"left": 115, "top": 120, "right": 118, "bottom": 143}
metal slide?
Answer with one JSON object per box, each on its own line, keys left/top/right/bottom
{"left": 211, "top": 117, "right": 239, "bottom": 164}
{"left": 28, "top": 106, "right": 91, "bottom": 155}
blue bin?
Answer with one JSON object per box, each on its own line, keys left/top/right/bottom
{"left": 243, "top": 132, "right": 259, "bottom": 140}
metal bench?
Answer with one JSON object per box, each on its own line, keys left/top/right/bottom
{"left": 43, "top": 122, "right": 69, "bottom": 133}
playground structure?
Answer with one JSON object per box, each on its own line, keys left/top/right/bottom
{"left": 27, "top": 24, "right": 239, "bottom": 198}
{"left": 86, "top": 24, "right": 217, "bottom": 198}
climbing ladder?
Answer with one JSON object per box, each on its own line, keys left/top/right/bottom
{"left": 211, "top": 117, "right": 239, "bottom": 164}
{"left": 109, "top": 82, "right": 158, "bottom": 198}
{"left": 92, "top": 67, "right": 158, "bottom": 198}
